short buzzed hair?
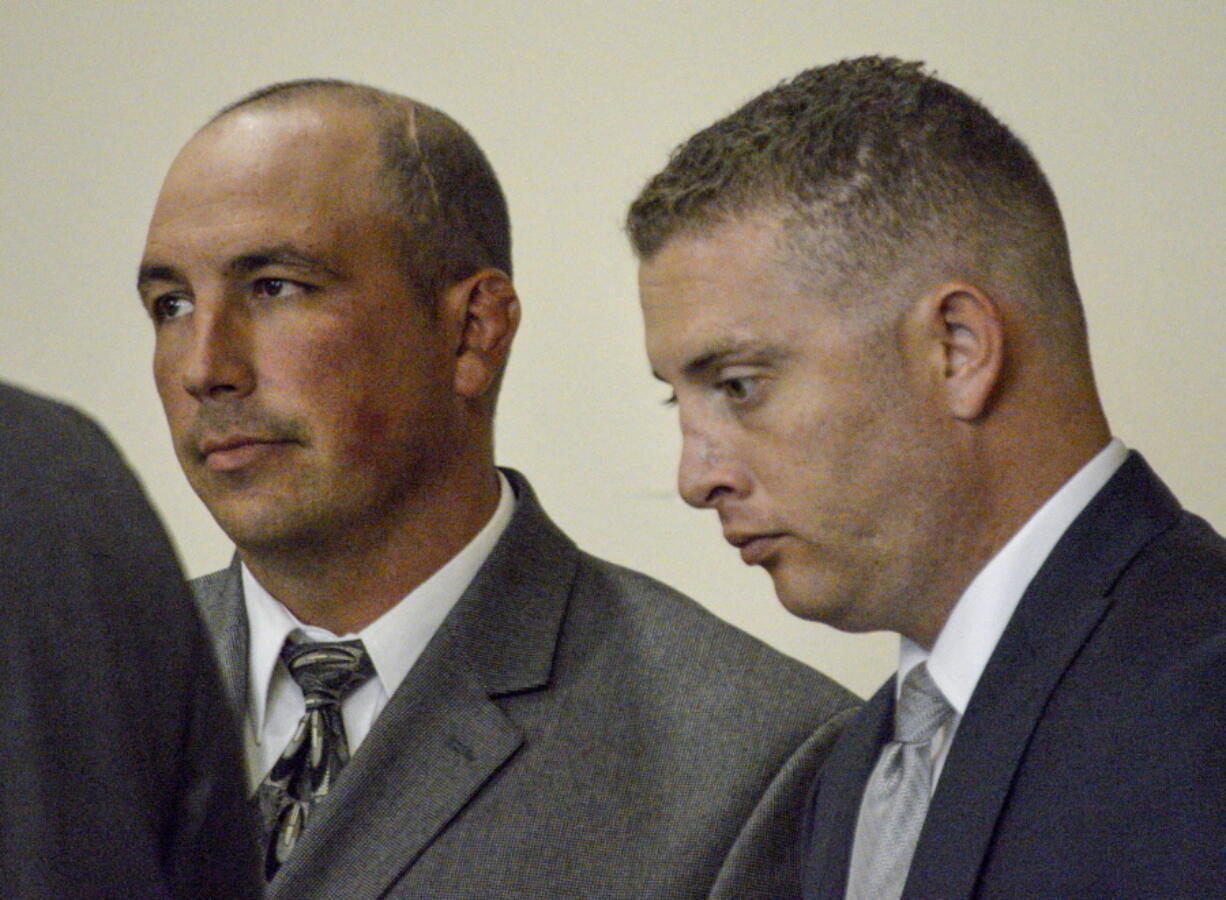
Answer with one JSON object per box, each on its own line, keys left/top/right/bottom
{"left": 627, "top": 57, "right": 1085, "bottom": 347}
{"left": 216, "top": 79, "right": 511, "bottom": 305}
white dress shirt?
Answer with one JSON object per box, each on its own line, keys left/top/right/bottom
{"left": 898, "top": 439, "right": 1129, "bottom": 790}
{"left": 241, "top": 471, "right": 515, "bottom": 789}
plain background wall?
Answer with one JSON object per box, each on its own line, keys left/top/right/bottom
{"left": 2, "top": 1, "right": 1222, "bottom": 698}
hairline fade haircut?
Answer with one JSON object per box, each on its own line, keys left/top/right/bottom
{"left": 213, "top": 78, "right": 512, "bottom": 307}
{"left": 626, "top": 56, "right": 1087, "bottom": 352}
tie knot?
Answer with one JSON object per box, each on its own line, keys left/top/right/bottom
{"left": 893, "top": 662, "right": 952, "bottom": 744}
{"left": 282, "top": 639, "right": 375, "bottom": 707}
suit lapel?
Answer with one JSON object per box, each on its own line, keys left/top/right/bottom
{"left": 191, "top": 557, "right": 249, "bottom": 718}
{"left": 804, "top": 683, "right": 893, "bottom": 900}
{"left": 905, "top": 453, "right": 1182, "bottom": 898}
{"left": 266, "top": 625, "right": 525, "bottom": 899}
{"left": 268, "top": 469, "right": 578, "bottom": 899}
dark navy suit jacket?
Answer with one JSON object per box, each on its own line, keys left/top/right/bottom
{"left": 804, "top": 453, "right": 1226, "bottom": 898}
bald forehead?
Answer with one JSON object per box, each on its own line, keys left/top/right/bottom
{"left": 193, "top": 98, "right": 379, "bottom": 167}
{"left": 159, "top": 101, "right": 389, "bottom": 212}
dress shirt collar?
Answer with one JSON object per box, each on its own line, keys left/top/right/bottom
{"left": 899, "top": 439, "right": 1128, "bottom": 713}
{"left": 243, "top": 470, "right": 516, "bottom": 736}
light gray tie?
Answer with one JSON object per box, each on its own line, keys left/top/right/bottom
{"left": 845, "top": 662, "right": 954, "bottom": 900}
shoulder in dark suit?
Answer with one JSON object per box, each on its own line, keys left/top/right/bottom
{"left": 806, "top": 454, "right": 1226, "bottom": 899}
{"left": 0, "top": 384, "right": 259, "bottom": 898}
{"left": 194, "top": 468, "right": 860, "bottom": 899}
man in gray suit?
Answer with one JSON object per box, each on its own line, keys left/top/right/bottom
{"left": 136, "top": 79, "right": 857, "bottom": 899}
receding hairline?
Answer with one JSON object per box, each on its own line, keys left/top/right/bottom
{"left": 172, "top": 86, "right": 411, "bottom": 242}
{"left": 194, "top": 77, "right": 513, "bottom": 298}
{"left": 208, "top": 78, "right": 416, "bottom": 125}
{"left": 200, "top": 80, "right": 455, "bottom": 221}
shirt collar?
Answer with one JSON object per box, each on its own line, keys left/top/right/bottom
{"left": 243, "top": 470, "right": 516, "bottom": 735}
{"left": 900, "top": 439, "right": 1129, "bottom": 712}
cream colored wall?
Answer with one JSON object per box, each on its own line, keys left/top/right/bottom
{"left": 2, "top": 1, "right": 1222, "bottom": 698}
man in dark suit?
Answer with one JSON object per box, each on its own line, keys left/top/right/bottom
{"left": 136, "top": 79, "right": 857, "bottom": 898}
{"left": 628, "top": 56, "right": 1226, "bottom": 898}
{"left": 0, "top": 382, "right": 259, "bottom": 898}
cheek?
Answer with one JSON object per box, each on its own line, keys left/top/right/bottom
{"left": 153, "top": 365, "right": 190, "bottom": 430}
{"left": 275, "top": 313, "right": 453, "bottom": 449}
{"left": 764, "top": 403, "right": 882, "bottom": 525}
{"left": 345, "top": 403, "right": 395, "bottom": 461}
{"left": 272, "top": 321, "right": 380, "bottom": 404}
{"left": 151, "top": 340, "right": 179, "bottom": 400}
{"left": 323, "top": 363, "right": 447, "bottom": 459}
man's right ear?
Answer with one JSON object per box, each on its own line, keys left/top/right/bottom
{"left": 906, "top": 281, "right": 1005, "bottom": 421}
{"left": 445, "top": 269, "right": 521, "bottom": 400}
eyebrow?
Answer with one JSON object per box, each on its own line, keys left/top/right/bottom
{"left": 685, "top": 339, "right": 788, "bottom": 376}
{"left": 136, "top": 245, "right": 341, "bottom": 292}
{"left": 652, "top": 338, "right": 790, "bottom": 382}
{"left": 136, "top": 262, "right": 181, "bottom": 293}
{"left": 224, "top": 246, "right": 341, "bottom": 279}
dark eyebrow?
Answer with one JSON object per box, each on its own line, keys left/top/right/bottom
{"left": 136, "top": 262, "right": 182, "bottom": 293}
{"left": 223, "top": 246, "right": 341, "bottom": 280}
{"left": 136, "top": 246, "right": 341, "bottom": 294}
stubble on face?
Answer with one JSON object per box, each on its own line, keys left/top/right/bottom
{"left": 641, "top": 215, "right": 970, "bottom": 645}
{"left": 143, "top": 102, "right": 468, "bottom": 567}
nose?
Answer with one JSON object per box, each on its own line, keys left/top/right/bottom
{"left": 677, "top": 419, "right": 748, "bottom": 510}
{"left": 177, "top": 298, "right": 255, "bottom": 402}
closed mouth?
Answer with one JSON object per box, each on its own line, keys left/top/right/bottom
{"left": 197, "top": 435, "right": 294, "bottom": 471}
{"left": 725, "top": 531, "right": 785, "bottom": 565}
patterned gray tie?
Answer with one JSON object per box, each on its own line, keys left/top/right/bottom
{"left": 845, "top": 662, "right": 954, "bottom": 900}
{"left": 254, "top": 639, "right": 375, "bottom": 880}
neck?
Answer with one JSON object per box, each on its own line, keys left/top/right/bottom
{"left": 241, "top": 466, "right": 501, "bottom": 634}
{"left": 905, "top": 415, "right": 1112, "bottom": 650}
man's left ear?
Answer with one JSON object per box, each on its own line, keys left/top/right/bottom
{"left": 911, "top": 282, "right": 1004, "bottom": 421}
{"left": 445, "top": 269, "right": 521, "bottom": 399}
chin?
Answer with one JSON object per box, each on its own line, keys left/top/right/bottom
{"left": 204, "top": 495, "right": 304, "bottom": 552}
{"left": 771, "top": 571, "right": 876, "bottom": 632}
{"left": 771, "top": 576, "right": 836, "bottom": 623}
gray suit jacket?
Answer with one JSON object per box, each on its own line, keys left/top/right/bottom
{"left": 193, "top": 469, "right": 859, "bottom": 899}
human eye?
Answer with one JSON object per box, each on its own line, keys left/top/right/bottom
{"left": 251, "top": 277, "right": 308, "bottom": 299}
{"left": 148, "top": 293, "right": 195, "bottom": 324}
{"left": 661, "top": 391, "right": 678, "bottom": 408}
{"left": 718, "top": 374, "right": 761, "bottom": 405}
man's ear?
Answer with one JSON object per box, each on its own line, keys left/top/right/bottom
{"left": 910, "top": 282, "right": 1004, "bottom": 421}
{"left": 444, "top": 269, "right": 521, "bottom": 399}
